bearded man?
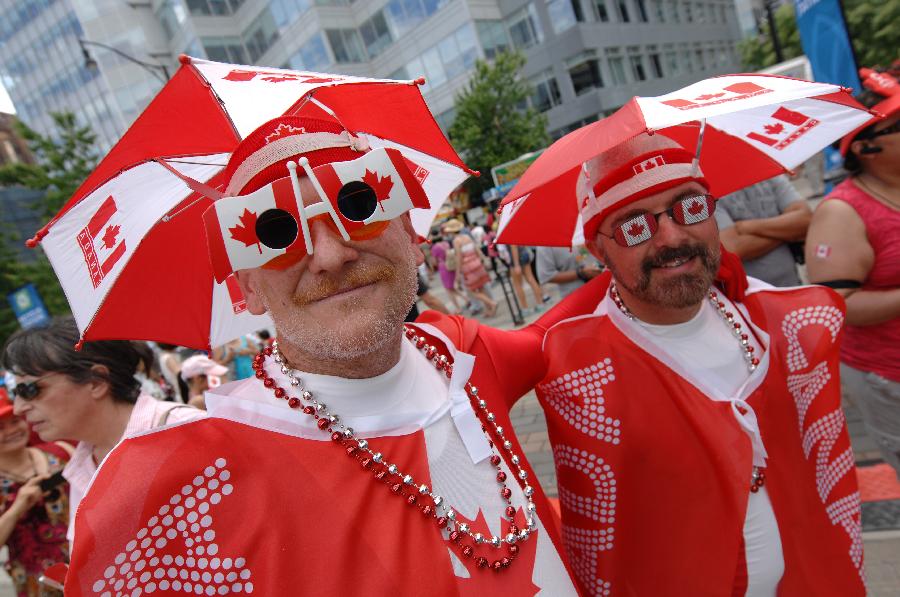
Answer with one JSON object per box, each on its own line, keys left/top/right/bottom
{"left": 529, "top": 134, "right": 865, "bottom": 596}
{"left": 62, "top": 116, "right": 605, "bottom": 595}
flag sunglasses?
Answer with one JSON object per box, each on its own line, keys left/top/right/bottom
{"left": 600, "top": 194, "right": 716, "bottom": 248}
{"left": 10, "top": 373, "right": 62, "bottom": 401}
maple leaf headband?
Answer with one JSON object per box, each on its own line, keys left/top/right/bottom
{"left": 202, "top": 147, "right": 429, "bottom": 283}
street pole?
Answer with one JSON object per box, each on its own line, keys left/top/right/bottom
{"left": 764, "top": 0, "right": 785, "bottom": 63}
{"left": 78, "top": 39, "right": 170, "bottom": 83}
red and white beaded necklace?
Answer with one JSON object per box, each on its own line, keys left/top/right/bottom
{"left": 251, "top": 326, "right": 538, "bottom": 572}
{"left": 610, "top": 280, "right": 766, "bottom": 492}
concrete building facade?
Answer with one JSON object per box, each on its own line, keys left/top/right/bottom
{"left": 0, "top": 0, "right": 742, "bottom": 149}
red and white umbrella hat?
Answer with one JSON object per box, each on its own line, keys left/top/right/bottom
{"left": 30, "top": 57, "right": 471, "bottom": 350}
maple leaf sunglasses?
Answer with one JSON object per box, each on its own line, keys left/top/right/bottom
{"left": 597, "top": 193, "right": 717, "bottom": 248}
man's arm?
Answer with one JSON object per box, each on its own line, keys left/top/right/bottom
{"left": 734, "top": 201, "right": 812, "bottom": 242}
{"left": 716, "top": 204, "right": 782, "bottom": 260}
{"left": 805, "top": 199, "right": 900, "bottom": 326}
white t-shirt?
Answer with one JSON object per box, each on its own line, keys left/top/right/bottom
{"left": 636, "top": 296, "right": 784, "bottom": 597}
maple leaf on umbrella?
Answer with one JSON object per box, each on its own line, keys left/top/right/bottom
{"left": 229, "top": 208, "right": 262, "bottom": 254}
{"left": 688, "top": 200, "right": 704, "bottom": 215}
{"left": 627, "top": 222, "right": 646, "bottom": 237}
{"left": 362, "top": 170, "right": 394, "bottom": 212}
{"left": 101, "top": 224, "right": 120, "bottom": 249}
{"left": 696, "top": 92, "right": 725, "bottom": 101}
{"left": 764, "top": 123, "right": 785, "bottom": 135}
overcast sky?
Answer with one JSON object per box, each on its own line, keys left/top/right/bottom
{"left": 0, "top": 83, "right": 16, "bottom": 114}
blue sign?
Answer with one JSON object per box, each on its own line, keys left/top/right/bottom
{"left": 794, "top": 0, "right": 860, "bottom": 90}
{"left": 7, "top": 284, "right": 51, "bottom": 330}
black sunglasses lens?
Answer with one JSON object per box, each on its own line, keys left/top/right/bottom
{"left": 337, "top": 181, "right": 378, "bottom": 222}
{"left": 255, "top": 208, "right": 299, "bottom": 250}
{"left": 13, "top": 383, "right": 38, "bottom": 400}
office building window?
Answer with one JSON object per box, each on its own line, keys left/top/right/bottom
{"left": 694, "top": 48, "right": 705, "bottom": 70}
{"left": 476, "top": 20, "right": 510, "bottom": 59}
{"left": 530, "top": 70, "right": 562, "bottom": 112}
{"left": 385, "top": 0, "right": 450, "bottom": 38}
{"left": 567, "top": 50, "right": 603, "bottom": 95}
{"left": 437, "top": 24, "right": 478, "bottom": 80}
{"left": 681, "top": 48, "right": 692, "bottom": 72}
{"left": 547, "top": 0, "right": 582, "bottom": 33}
{"left": 186, "top": 0, "right": 245, "bottom": 16}
{"left": 507, "top": 4, "right": 544, "bottom": 50}
{"left": 244, "top": 8, "right": 280, "bottom": 61}
{"left": 593, "top": 0, "right": 611, "bottom": 21}
{"left": 434, "top": 107, "right": 456, "bottom": 133}
{"left": 635, "top": 0, "right": 649, "bottom": 21}
{"left": 668, "top": 0, "right": 679, "bottom": 21}
{"left": 663, "top": 44, "right": 678, "bottom": 75}
{"left": 326, "top": 29, "right": 366, "bottom": 63}
{"left": 684, "top": 1, "right": 693, "bottom": 21}
{"left": 605, "top": 47, "right": 627, "bottom": 85}
{"left": 649, "top": 52, "right": 663, "bottom": 78}
{"left": 287, "top": 33, "right": 331, "bottom": 72}
{"left": 614, "top": 0, "right": 631, "bottom": 22}
{"left": 696, "top": 2, "right": 706, "bottom": 23}
{"left": 652, "top": 0, "right": 664, "bottom": 21}
{"left": 202, "top": 36, "right": 248, "bottom": 63}
{"left": 270, "top": 0, "right": 313, "bottom": 28}
{"left": 628, "top": 48, "right": 646, "bottom": 81}
{"left": 360, "top": 10, "right": 393, "bottom": 58}
{"left": 156, "top": 1, "right": 185, "bottom": 40}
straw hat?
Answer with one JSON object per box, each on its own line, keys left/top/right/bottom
{"left": 442, "top": 219, "right": 463, "bottom": 234}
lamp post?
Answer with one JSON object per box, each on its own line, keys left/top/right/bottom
{"left": 78, "top": 39, "right": 171, "bottom": 83}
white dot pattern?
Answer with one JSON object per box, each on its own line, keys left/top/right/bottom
{"left": 826, "top": 492, "right": 864, "bottom": 578}
{"left": 787, "top": 362, "right": 831, "bottom": 434}
{"left": 781, "top": 306, "right": 842, "bottom": 373}
{"left": 561, "top": 526, "right": 613, "bottom": 597}
{"left": 538, "top": 358, "right": 622, "bottom": 444}
{"left": 801, "top": 409, "right": 855, "bottom": 502}
{"left": 91, "top": 459, "right": 253, "bottom": 596}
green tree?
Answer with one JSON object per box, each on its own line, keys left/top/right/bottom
{"left": 449, "top": 51, "right": 550, "bottom": 198}
{"left": 739, "top": 0, "right": 899, "bottom": 72}
{"left": 0, "top": 112, "right": 99, "bottom": 218}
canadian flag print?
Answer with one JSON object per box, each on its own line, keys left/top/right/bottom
{"left": 746, "top": 106, "right": 820, "bottom": 150}
{"left": 89, "top": 458, "right": 253, "bottom": 596}
{"left": 221, "top": 69, "right": 341, "bottom": 85}
{"left": 225, "top": 275, "right": 247, "bottom": 315}
{"left": 616, "top": 214, "right": 655, "bottom": 247}
{"left": 661, "top": 81, "right": 773, "bottom": 111}
{"left": 76, "top": 195, "right": 127, "bottom": 289}
{"left": 632, "top": 155, "right": 666, "bottom": 175}
{"left": 403, "top": 156, "right": 430, "bottom": 185}
{"left": 677, "top": 195, "right": 711, "bottom": 224}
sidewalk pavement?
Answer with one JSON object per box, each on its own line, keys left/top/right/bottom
{"left": 420, "top": 272, "right": 900, "bottom": 596}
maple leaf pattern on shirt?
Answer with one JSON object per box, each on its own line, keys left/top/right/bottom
{"left": 362, "top": 170, "right": 393, "bottom": 212}
{"left": 229, "top": 209, "right": 262, "bottom": 254}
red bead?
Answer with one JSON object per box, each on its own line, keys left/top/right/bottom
{"left": 391, "top": 483, "right": 403, "bottom": 494}
{"left": 490, "top": 455, "right": 501, "bottom": 467}
{"left": 476, "top": 557, "right": 489, "bottom": 569}
{"left": 346, "top": 446, "right": 358, "bottom": 457}
{"left": 436, "top": 516, "right": 448, "bottom": 529}
{"left": 254, "top": 370, "right": 265, "bottom": 379}
{"left": 416, "top": 337, "right": 426, "bottom": 349}
{"left": 496, "top": 471, "right": 507, "bottom": 483}
{"left": 263, "top": 378, "right": 275, "bottom": 388}
{"left": 449, "top": 530, "right": 462, "bottom": 543}
{"left": 331, "top": 432, "right": 343, "bottom": 442}
{"left": 509, "top": 524, "right": 519, "bottom": 536}
{"left": 717, "top": 301, "right": 725, "bottom": 308}
{"left": 422, "top": 505, "right": 434, "bottom": 517}
{"left": 303, "top": 406, "right": 315, "bottom": 415}
{"left": 751, "top": 358, "right": 760, "bottom": 366}
{"left": 505, "top": 506, "right": 516, "bottom": 519}
{"left": 405, "top": 328, "right": 416, "bottom": 339}
{"left": 462, "top": 545, "right": 474, "bottom": 559}
{"left": 747, "top": 345, "right": 755, "bottom": 353}
{"left": 445, "top": 366, "right": 453, "bottom": 379}
{"left": 501, "top": 488, "right": 512, "bottom": 499}
{"left": 501, "top": 557, "right": 511, "bottom": 568}
{"left": 285, "top": 397, "right": 299, "bottom": 409}
{"left": 425, "top": 346, "right": 436, "bottom": 359}
{"left": 741, "top": 334, "right": 749, "bottom": 341}
{"left": 274, "top": 387, "right": 285, "bottom": 398}
{"left": 317, "top": 418, "right": 330, "bottom": 430}
{"left": 492, "top": 561, "right": 503, "bottom": 572}
{"left": 264, "top": 346, "right": 273, "bottom": 356}
{"left": 733, "top": 322, "right": 742, "bottom": 329}
{"left": 508, "top": 544, "right": 519, "bottom": 556}
{"left": 750, "top": 485, "right": 759, "bottom": 493}
{"left": 757, "top": 471, "right": 766, "bottom": 481}
{"left": 725, "top": 311, "right": 733, "bottom": 319}
{"left": 407, "top": 494, "right": 417, "bottom": 506}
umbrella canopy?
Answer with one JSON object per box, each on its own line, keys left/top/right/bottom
{"left": 33, "top": 57, "right": 472, "bottom": 350}
{"left": 496, "top": 74, "right": 873, "bottom": 247}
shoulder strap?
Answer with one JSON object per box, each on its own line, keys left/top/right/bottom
{"left": 156, "top": 404, "right": 194, "bottom": 427}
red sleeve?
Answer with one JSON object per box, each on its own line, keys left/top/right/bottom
{"left": 417, "top": 272, "right": 609, "bottom": 411}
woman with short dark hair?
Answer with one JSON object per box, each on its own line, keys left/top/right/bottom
{"left": 1, "top": 317, "right": 203, "bottom": 543}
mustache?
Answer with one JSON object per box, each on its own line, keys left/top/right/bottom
{"left": 642, "top": 244, "right": 710, "bottom": 275}
{"left": 291, "top": 264, "right": 397, "bottom": 306}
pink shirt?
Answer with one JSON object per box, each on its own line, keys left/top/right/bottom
{"left": 63, "top": 394, "right": 204, "bottom": 544}
{"left": 826, "top": 179, "right": 900, "bottom": 382}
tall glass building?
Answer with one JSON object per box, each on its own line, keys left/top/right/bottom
{"left": 0, "top": 0, "right": 742, "bottom": 149}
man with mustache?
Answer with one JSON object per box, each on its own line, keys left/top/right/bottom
{"left": 63, "top": 117, "right": 599, "bottom": 595}
{"left": 527, "top": 133, "right": 864, "bottom": 595}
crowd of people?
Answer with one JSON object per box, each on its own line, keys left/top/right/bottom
{"left": 0, "top": 64, "right": 894, "bottom": 595}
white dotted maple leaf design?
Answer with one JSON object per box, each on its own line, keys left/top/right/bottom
{"left": 91, "top": 458, "right": 253, "bottom": 596}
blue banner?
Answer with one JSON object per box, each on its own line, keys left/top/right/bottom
{"left": 794, "top": 0, "right": 860, "bottom": 90}
{"left": 7, "top": 284, "right": 51, "bottom": 330}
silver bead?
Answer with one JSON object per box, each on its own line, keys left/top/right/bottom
{"left": 490, "top": 536, "right": 501, "bottom": 548}
{"left": 357, "top": 440, "right": 368, "bottom": 450}
{"left": 290, "top": 378, "right": 300, "bottom": 386}
{"left": 469, "top": 385, "right": 478, "bottom": 396}
{"left": 418, "top": 484, "right": 429, "bottom": 495}
{"left": 518, "top": 470, "right": 528, "bottom": 480}
{"left": 749, "top": 364, "right": 757, "bottom": 372}
{"left": 372, "top": 452, "right": 382, "bottom": 463}
{"left": 486, "top": 412, "right": 495, "bottom": 422}
{"left": 526, "top": 502, "right": 536, "bottom": 512}
{"left": 518, "top": 530, "right": 529, "bottom": 541}
{"left": 505, "top": 533, "right": 517, "bottom": 544}
{"left": 741, "top": 338, "right": 749, "bottom": 346}
{"left": 439, "top": 355, "right": 448, "bottom": 364}
{"left": 274, "top": 354, "right": 282, "bottom": 363}
{"left": 511, "top": 455, "right": 520, "bottom": 465}
{"left": 524, "top": 485, "right": 534, "bottom": 497}
{"left": 446, "top": 509, "right": 456, "bottom": 520}
{"left": 388, "top": 464, "right": 398, "bottom": 475}
{"left": 432, "top": 495, "right": 443, "bottom": 507}
{"left": 458, "top": 523, "right": 469, "bottom": 534}
{"left": 503, "top": 440, "right": 512, "bottom": 450}
{"left": 495, "top": 426, "right": 504, "bottom": 436}
{"left": 528, "top": 517, "right": 537, "bottom": 530}
{"left": 302, "top": 391, "right": 313, "bottom": 401}
{"left": 478, "top": 399, "right": 487, "bottom": 409}
{"left": 343, "top": 428, "right": 354, "bottom": 438}
{"left": 280, "top": 366, "right": 289, "bottom": 374}
{"left": 329, "top": 415, "right": 339, "bottom": 424}
{"left": 403, "top": 474, "right": 413, "bottom": 485}
{"left": 473, "top": 533, "right": 484, "bottom": 544}
{"left": 316, "top": 402, "right": 326, "bottom": 411}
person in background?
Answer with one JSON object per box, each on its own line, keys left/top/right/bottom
{"left": 447, "top": 218, "right": 498, "bottom": 318}
{"left": 806, "top": 66, "right": 900, "bottom": 478}
{"left": 179, "top": 355, "right": 230, "bottom": 410}
{"left": 509, "top": 245, "right": 545, "bottom": 315}
{"left": 0, "top": 398, "right": 71, "bottom": 597}
{"left": 1, "top": 317, "right": 203, "bottom": 544}
{"left": 430, "top": 231, "right": 467, "bottom": 313}
{"left": 213, "top": 336, "right": 256, "bottom": 381}
{"left": 716, "top": 175, "right": 811, "bottom": 287}
{"left": 155, "top": 343, "right": 183, "bottom": 401}
{"left": 536, "top": 245, "right": 603, "bottom": 299}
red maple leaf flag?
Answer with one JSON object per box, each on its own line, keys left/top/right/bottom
{"left": 695, "top": 92, "right": 725, "bottom": 101}
{"left": 101, "top": 224, "right": 120, "bottom": 250}
{"left": 616, "top": 214, "right": 655, "bottom": 247}
{"left": 228, "top": 209, "right": 261, "bottom": 254}
{"left": 679, "top": 195, "right": 711, "bottom": 224}
{"left": 628, "top": 222, "right": 646, "bottom": 237}
{"left": 362, "top": 170, "right": 394, "bottom": 211}
{"left": 764, "top": 123, "right": 785, "bottom": 135}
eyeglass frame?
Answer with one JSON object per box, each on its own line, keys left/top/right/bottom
{"left": 597, "top": 193, "right": 717, "bottom": 248}
{"left": 10, "top": 372, "right": 63, "bottom": 401}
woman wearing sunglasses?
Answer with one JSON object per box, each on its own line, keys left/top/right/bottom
{"left": 805, "top": 66, "right": 900, "bottom": 479}
{"left": 0, "top": 397, "right": 71, "bottom": 597}
{"left": 1, "top": 318, "right": 203, "bottom": 544}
